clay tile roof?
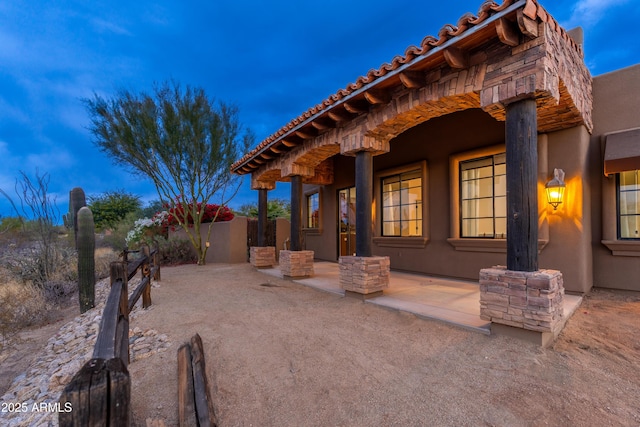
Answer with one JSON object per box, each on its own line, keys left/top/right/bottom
{"left": 231, "top": 0, "right": 581, "bottom": 173}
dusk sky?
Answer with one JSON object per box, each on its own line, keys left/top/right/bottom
{"left": 1, "top": 0, "right": 638, "bottom": 220}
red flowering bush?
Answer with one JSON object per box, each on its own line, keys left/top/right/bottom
{"left": 158, "top": 201, "right": 234, "bottom": 229}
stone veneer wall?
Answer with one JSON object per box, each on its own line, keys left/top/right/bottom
{"left": 279, "top": 250, "right": 314, "bottom": 278}
{"left": 339, "top": 256, "right": 390, "bottom": 294}
{"left": 479, "top": 266, "right": 564, "bottom": 334}
{"left": 250, "top": 246, "right": 276, "bottom": 268}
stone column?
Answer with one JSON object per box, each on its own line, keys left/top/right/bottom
{"left": 279, "top": 172, "right": 314, "bottom": 278}
{"left": 480, "top": 99, "right": 565, "bottom": 346}
{"left": 249, "top": 181, "right": 276, "bottom": 269}
{"left": 339, "top": 134, "right": 390, "bottom": 298}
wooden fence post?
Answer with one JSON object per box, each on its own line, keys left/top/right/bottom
{"left": 110, "top": 261, "right": 129, "bottom": 365}
{"left": 153, "top": 244, "right": 161, "bottom": 281}
{"left": 141, "top": 245, "right": 152, "bottom": 309}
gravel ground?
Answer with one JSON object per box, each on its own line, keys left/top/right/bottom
{"left": 123, "top": 263, "right": 640, "bottom": 427}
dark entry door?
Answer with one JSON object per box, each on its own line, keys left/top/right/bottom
{"left": 338, "top": 187, "right": 356, "bottom": 257}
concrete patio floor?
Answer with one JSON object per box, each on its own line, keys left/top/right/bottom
{"left": 260, "top": 261, "right": 583, "bottom": 336}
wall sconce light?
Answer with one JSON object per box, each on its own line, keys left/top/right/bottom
{"left": 545, "top": 168, "right": 566, "bottom": 210}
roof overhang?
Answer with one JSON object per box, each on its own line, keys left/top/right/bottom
{"left": 604, "top": 128, "right": 640, "bottom": 176}
{"left": 231, "top": 0, "right": 530, "bottom": 175}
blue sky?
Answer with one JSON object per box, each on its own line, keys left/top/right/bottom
{"left": 0, "top": 0, "right": 638, "bottom": 220}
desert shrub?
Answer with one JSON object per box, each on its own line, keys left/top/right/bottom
{"left": 0, "top": 277, "right": 50, "bottom": 344}
{"left": 100, "top": 211, "right": 139, "bottom": 251}
{"left": 94, "top": 247, "right": 121, "bottom": 279}
{"left": 155, "top": 236, "right": 197, "bottom": 265}
{"left": 3, "top": 243, "right": 76, "bottom": 287}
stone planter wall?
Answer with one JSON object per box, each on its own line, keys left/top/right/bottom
{"left": 279, "top": 250, "right": 314, "bottom": 278}
{"left": 250, "top": 246, "right": 276, "bottom": 268}
{"left": 479, "top": 266, "right": 564, "bottom": 335}
{"left": 339, "top": 256, "right": 390, "bottom": 295}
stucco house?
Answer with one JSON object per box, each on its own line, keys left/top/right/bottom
{"left": 232, "top": 0, "right": 639, "bottom": 340}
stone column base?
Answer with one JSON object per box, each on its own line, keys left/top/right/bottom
{"left": 250, "top": 246, "right": 276, "bottom": 268}
{"left": 279, "top": 250, "right": 314, "bottom": 278}
{"left": 339, "top": 256, "right": 390, "bottom": 295}
{"left": 480, "top": 266, "right": 565, "bottom": 344}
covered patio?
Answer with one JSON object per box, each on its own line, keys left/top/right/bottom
{"left": 259, "top": 261, "right": 582, "bottom": 338}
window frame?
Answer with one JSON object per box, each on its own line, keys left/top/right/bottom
{"left": 616, "top": 170, "right": 640, "bottom": 241}
{"left": 459, "top": 153, "right": 507, "bottom": 239}
{"left": 373, "top": 161, "right": 429, "bottom": 248}
{"left": 303, "top": 189, "right": 322, "bottom": 234}
{"left": 448, "top": 144, "right": 548, "bottom": 253}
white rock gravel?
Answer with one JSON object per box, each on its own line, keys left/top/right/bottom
{"left": 0, "top": 278, "right": 169, "bottom": 427}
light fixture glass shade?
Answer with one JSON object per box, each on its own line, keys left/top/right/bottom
{"left": 545, "top": 168, "right": 566, "bottom": 210}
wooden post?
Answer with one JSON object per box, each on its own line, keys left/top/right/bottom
{"left": 177, "top": 344, "right": 197, "bottom": 427}
{"left": 506, "top": 98, "right": 538, "bottom": 272}
{"left": 59, "top": 358, "right": 130, "bottom": 427}
{"left": 153, "top": 244, "right": 161, "bottom": 281}
{"left": 258, "top": 188, "right": 268, "bottom": 247}
{"left": 190, "top": 334, "right": 216, "bottom": 427}
{"left": 290, "top": 175, "right": 303, "bottom": 251}
{"left": 141, "top": 245, "right": 152, "bottom": 309}
{"left": 355, "top": 150, "right": 373, "bottom": 257}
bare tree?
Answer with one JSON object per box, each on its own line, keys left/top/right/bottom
{"left": 84, "top": 81, "right": 253, "bottom": 265}
{"left": 1, "top": 170, "right": 61, "bottom": 282}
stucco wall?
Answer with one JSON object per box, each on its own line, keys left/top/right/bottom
{"left": 590, "top": 64, "right": 640, "bottom": 291}
{"left": 304, "top": 108, "right": 596, "bottom": 293}
{"left": 171, "top": 216, "right": 248, "bottom": 264}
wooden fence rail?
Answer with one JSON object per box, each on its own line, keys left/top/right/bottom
{"left": 59, "top": 244, "right": 160, "bottom": 427}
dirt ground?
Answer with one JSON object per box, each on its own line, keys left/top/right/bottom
{"left": 3, "top": 263, "right": 640, "bottom": 426}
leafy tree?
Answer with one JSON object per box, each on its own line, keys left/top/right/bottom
{"left": 84, "top": 81, "right": 253, "bottom": 265}
{"left": 236, "top": 198, "right": 291, "bottom": 220}
{"left": 139, "top": 199, "right": 165, "bottom": 219}
{"left": 88, "top": 190, "right": 141, "bottom": 231}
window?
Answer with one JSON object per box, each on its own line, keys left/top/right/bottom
{"left": 307, "top": 192, "right": 319, "bottom": 228}
{"left": 460, "top": 153, "right": 506, "bottom": 238}
{"left": 618, "top": 170, "right": 640, "bottom": 239}
{"left": 381, "top": 169, "right": 422, "bottom": 237}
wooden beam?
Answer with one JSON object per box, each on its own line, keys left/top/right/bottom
{"left": 177, "top": 345, "right": 197, "bottom": 427}
{"left": 506, "top": 98, "right": 538, "bottom": 272}
{"left": 364, "top": 89, "right": 391, "bottom": 105}
{"left": 295, "top": 129, "right": 314, "bottom": 140}
{"left": 443, "top": 46, "right": 469, "bottom": 69}
{"left": 253, "top": 158, "right": 265, "bottom": 164}
{"left": 327, "top": 109, "right": 352, "bottom": 122}
{"left": 399, "top": 71, "right": 425, "bottom": 89}
{"left": 496, "top": 18, "right": 520, "bottom": 47}
{"left": 311, "top": 119, "right": 333, "bottom": 131}
{"left": 269, "top": 145, "right": 284, "bottom": 154}
{"left": 281, "top": 139, "right": 297, "bottom": 147}
{"left": 344, "top": 100, "right": 368, "bottom": 114}
{"left": 259, "top": 152, "right": 273, "bottom": 160}
{"left": 517, "top": 9, "right": 539, "bottom": 38}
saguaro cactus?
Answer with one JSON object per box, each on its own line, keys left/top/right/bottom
{"left": 77, "top": 206, "right": 95, "bottom": 313}
{"left": 69, "top": 187, "right": 86, "bottom": 248}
